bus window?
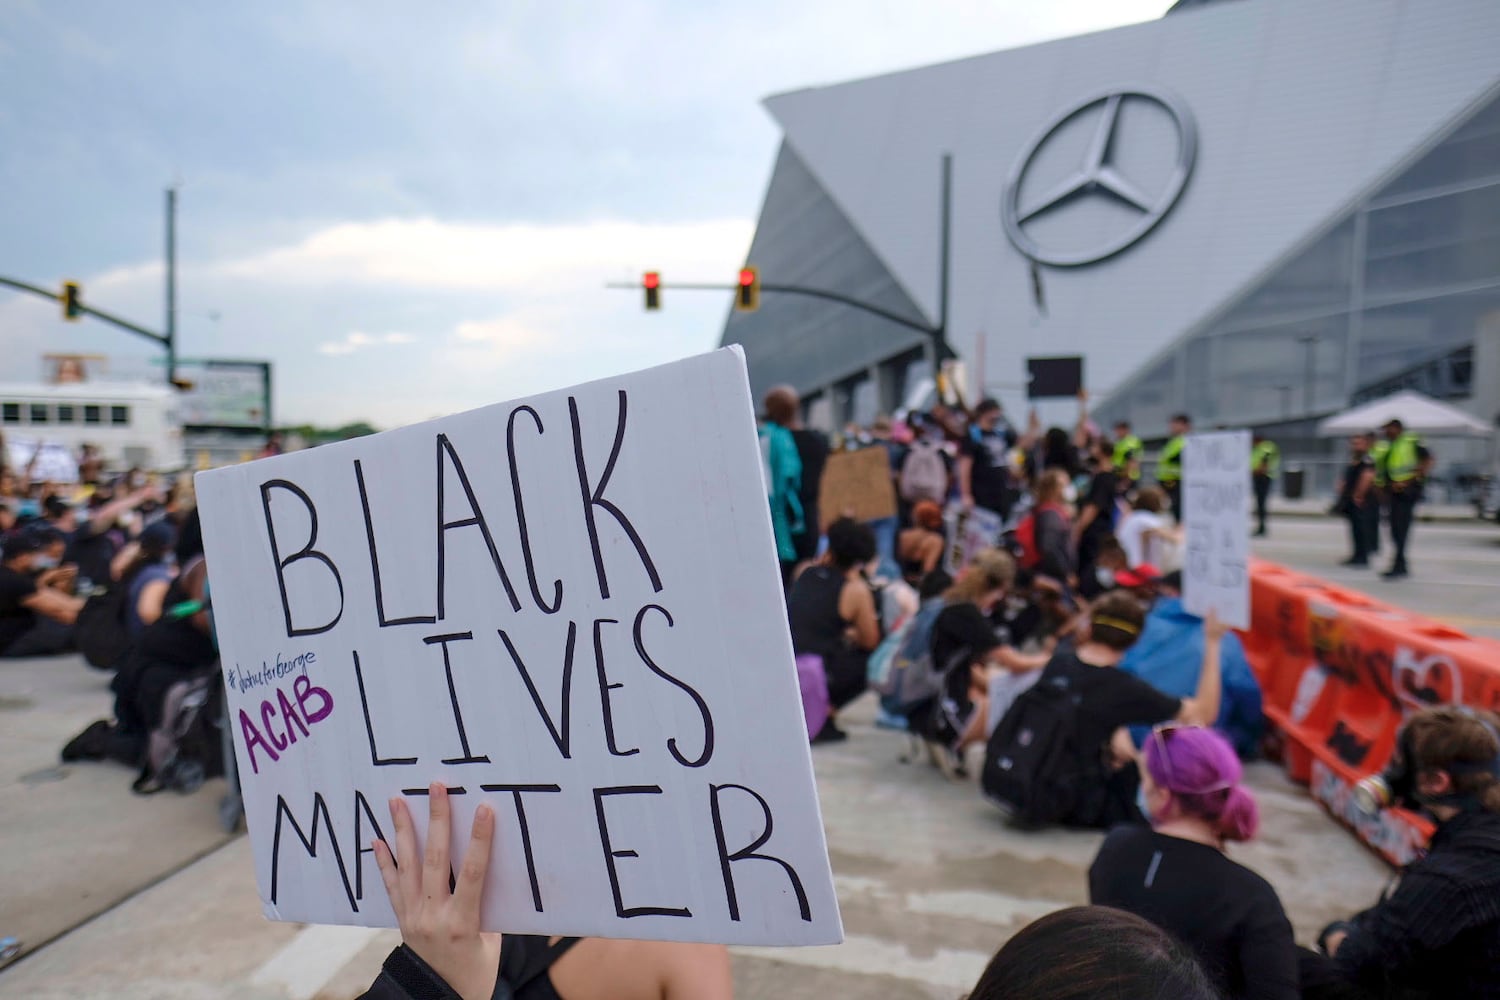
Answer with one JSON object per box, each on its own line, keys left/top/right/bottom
{"left": 110, "top": 405, "right": 130, "bottom": 425}
{"left": 57, "top": 404, "right": 77, "bottom": 424}
{"left": 29, "top": 403, "right": 49, "bottom": 424}
{"left": 84, "top": 405, "right": 102, "bottom": 424}
{"left": 1, "top": 403, "right": 18, "bottom": 424}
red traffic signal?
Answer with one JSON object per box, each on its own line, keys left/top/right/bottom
{"left": 735, "top": 266, "right": 760, "bottom": 312}
{"left": 643, "top": 271, "right": 661, "bottom": 310}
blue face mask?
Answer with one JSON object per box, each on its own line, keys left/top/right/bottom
{"left": 1136, "top": 785, "right": 1155, "bottom": 824}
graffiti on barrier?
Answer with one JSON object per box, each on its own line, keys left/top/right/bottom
{"left": 1311, "top": 759, "right": 1426, "bottom": 866}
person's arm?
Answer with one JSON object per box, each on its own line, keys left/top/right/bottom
{"left": 135, "top": 577, "right": 171, "bottom": 628}
{"left": 958, "top": 452, "right": 975, "bottom": 508}
{"left": 21, "top": 587, "right": 85, "bottom": 626}
{"left": 919, "top": 532, "right": 945, "bottom": 574}
{"left": 80, "top": 486, "right": 159, "bottom": 536}
{"left": 839, "top": 579, "right": 881, "bottom": 651}
{"left": 1331, "top": 865, "right": 1468, "bottom": 992}
{"left": 1175, "top": 611, "right": 1225, "bottom": 726}
{"left": 1353, "top": 466, "right": 1375, "bottom": 505}
{"left": 989, "top": 644, "right": 1051, "bottom": 672}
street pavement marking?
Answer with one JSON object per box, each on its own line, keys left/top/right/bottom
{"left": 735, "top": 932, "right": 992, "bottom": 993}
{"left": 250, "top": 923, "right": 381, "bottom": 1000}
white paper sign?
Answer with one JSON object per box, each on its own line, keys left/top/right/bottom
{"left": 1182, "top": 430, "right": 1251, "bottom": 630}
{"left": 195, "top": 348, "right": 842, "bottom": 946}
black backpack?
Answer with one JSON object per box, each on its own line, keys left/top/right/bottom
{"left": 981, "top": 659, "right": 1086, "bottom": 827}
{"left": 74, "top": 586, "right": 133, "bottom": 671}
{"left": 132, "top": 668, "right": 226, "bottom": 795}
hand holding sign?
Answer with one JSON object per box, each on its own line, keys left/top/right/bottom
{"left": 374, "top": 784, "right": 502, "bottom": 1000}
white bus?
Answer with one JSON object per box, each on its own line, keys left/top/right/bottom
{"left": 0, "top": 381, "right": 186, "bottom": 476}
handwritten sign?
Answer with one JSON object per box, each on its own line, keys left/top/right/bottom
{"left": 818, "top": 447, "right": 897, "bottom": 531}
{"left": 1182, "top": 430, "right": 1250, "bottom": 630}
{"left": 195, "top": 347, "right": 842, "bottom": 946}
{"left": 943, "top": 503, "right": 1005, "bottom": 576}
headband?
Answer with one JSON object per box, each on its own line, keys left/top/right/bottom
{"left": 1093, "top": 615, "right": 1140, "bottom": 637}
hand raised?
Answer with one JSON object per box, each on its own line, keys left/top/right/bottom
{"left": 374, "top": 783, "right": 503, "bottom": 1000}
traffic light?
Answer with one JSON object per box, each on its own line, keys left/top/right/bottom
{"left": 61, "top": 281, "right": 82, "bottom": 321}
{"left": 736, "top": 266, "right": 760, "bottom": 312}
{"left": 643, "top": 271, "right": 661, "bottom": 311}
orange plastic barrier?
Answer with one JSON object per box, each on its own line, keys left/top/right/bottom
{"left": 1243, "top": 558, "right": 1500, "bottom": 865}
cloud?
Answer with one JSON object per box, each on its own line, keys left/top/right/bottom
{"left": 316, "top": 331, "right": 417, "bottom": 356}
{"left": 217, "top": 216, "right": 754, "bottom": 294}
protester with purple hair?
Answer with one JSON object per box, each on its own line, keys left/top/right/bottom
{"left": 1088, "top": 724, "right": 1298, "bottom": 1000}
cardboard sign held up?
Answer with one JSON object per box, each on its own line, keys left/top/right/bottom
{"left": 818, "top": 447, "right": 897, "bottom": 531}
{"left": 1182, "top": 430, "right": 1251, "bottom": 630}
{"left": 195, "top": 347, "right": 842, "bottom": 946}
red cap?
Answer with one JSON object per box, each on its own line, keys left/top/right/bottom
{"left": 1115, "top": 563, "right": 1162, "bottom": 588}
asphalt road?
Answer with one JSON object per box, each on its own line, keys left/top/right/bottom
{"left": 2, "top": 512, "right": 1495, "bottom": 998}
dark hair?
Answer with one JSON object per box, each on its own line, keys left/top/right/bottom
{"left": 974, "top": 398, "right": 1002, "bottom": 418}
{"left": 121, "top": 521, "right": 177, "bottom": 583}
{"left": 1171, "top": 413, "right": 1192, "bottom": 426}
{"left": 825, "top": 518, "right": 876, "bottom": 570}
{"left": 1089, "top": 591, "right": 1146, "bottom": 652}
{"left": 969, "top": 906, "right": 1218, "bottom": 1000}
{"left": 1159, "top": 569, "right": 1183, "bottom": 592}
{"left": 1114, "top": 419, "right": 1131, "bottom": 430}
{"left": 1134, "top": 485, "right": 1166, "bottom": 514}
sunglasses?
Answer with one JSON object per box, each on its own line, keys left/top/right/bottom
{"left": 1148, "top": 723, "right": 1233, "bottom": 795}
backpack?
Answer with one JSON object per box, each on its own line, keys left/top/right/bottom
{"left": 981, "top": 659, "right": 1086, "bottom": 827}
{"left": 133, "top": 668, "right": 225, "bottom": 795}
{"left": 1013, "top": 502, "right": 1065, "bottom": 571}
{"left": 877, "top": 598, "right": 948, "bottom": 717}
{"left": 899, "top": 440, "right": 948, "bottom": 503}
{"left": 73, "top": 586, "right": 133, "bottom": 671}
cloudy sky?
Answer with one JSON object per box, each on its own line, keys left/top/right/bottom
{"left": 0, "top": 0, "right": 1169, "bottom": 429}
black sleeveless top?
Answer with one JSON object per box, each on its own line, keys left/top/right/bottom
{"left": 499, "top": 935, "right": 579, "bottom": 999}
{"left": 787, "top": 565, "right": 849, "bottom": 658}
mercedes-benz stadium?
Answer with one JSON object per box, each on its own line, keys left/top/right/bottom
{"left": 720, "top": 0, "right": 1500, "bottom": 488}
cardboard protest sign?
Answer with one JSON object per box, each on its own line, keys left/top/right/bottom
{"left": 942, "top": 502, "right": 1005, "bottom": 576}
{"left": 195, "top": 347, "right": 842, "bottom": 946}
{"left": 817, "top": 447, "right": 897, "bottom": 531}
{"left": 1182, "top": 430, "right": 1251, "bottom": 630}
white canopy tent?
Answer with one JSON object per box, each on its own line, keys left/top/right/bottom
{"left": 1316, "top": 391, "right": 1493, "bottom": 438}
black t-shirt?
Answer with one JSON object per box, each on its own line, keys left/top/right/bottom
{"left": 1050, "top": 650, "right": 1181, "bottom": 763}
{"left": 790, "top": 429, "right": 829, "bottom": 559}
{"left": 963, "top": 427, "right": 1018, "bottom": 515}
{"left": 1090, "top": 825, "right": 1298, "bottom": 1000}
{"left": 0, "top": 564, "right": 39, "bottom": 653}
{"left": 931, "top": 600, "right": 1001, "bottom": 675}
{"left": 1340, "top": 456, "right": 1374, "bottom": 503}
{"left": 1082, "top": 470, "right": 1118, "bottom": 538}
{"left": 64, "top": 521, "right": 117, "bottom": 588}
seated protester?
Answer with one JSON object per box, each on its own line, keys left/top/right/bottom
{"left": 1117, "top": 485, "right": 1181, "bottom": 571}
{"left": 1303, "top": 706, "right": 1500, "bottom": 1000}
{"left": 0, "top": 526, "right": 83, "bottom": 657}
{"left": 63, "top": 556, "right": 216, "bottom": 767}
{"left": 968, "top": 905, "right": 1219, "bottom": 1000}
{"left": 359, "top": 783, "right": 733, "bottom": 1000}
{"left": 52, "top": 484, "right": 158, "bottom": 590}
{"left": 897, "top": 500, "right": 947, "bottom": 587}
{"left": 1118, "top": 571, "right": 1264, "bottom": 758}
{"left": 119, "top": 521, "right": 178, "bottom": 637}
{"left": 1090, "top": 725, "right": 1297, "bottom": 1000}
{"left": 787, "top": 518, "right": 880, "bottom": 744}
{"left": 1042, "top": 592, "right": 1226, "bottom": 829}
{"left": 926, "top": 549, "right": 1050, "bottom": 766}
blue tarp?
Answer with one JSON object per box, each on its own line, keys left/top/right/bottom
{"left": 1118, "top": 596, "right": 1265, "bottom": 758}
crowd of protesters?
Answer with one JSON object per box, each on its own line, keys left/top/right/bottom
{"left": 759, "top": 384, "right": 1500, "bottom": 1000}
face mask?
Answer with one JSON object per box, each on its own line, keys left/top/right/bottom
{"left": 1136, "top": 786, "right": 1156, "bottom": 824}
{"left": 1096, "top": 567, "right": 1116, "bottom": 588}
{"left": 32, "top": 555, "right": 58, "bottom": 570}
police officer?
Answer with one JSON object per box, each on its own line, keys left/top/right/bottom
{"left": 1155, "top": 413, "right": 1191, "bottom": 522}
{"left": 1251, "top": 434, "right": 1280, "bottom": 537}
{"left": 1112, "top": 420, "right": 1143, "bottom": 493}
{"left": 1373, "top": 418, "right": 1433, "bottom": 580}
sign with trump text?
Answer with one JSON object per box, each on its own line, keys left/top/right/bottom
{"left": 196, "top": 347, "right": 842, "bottom": 946}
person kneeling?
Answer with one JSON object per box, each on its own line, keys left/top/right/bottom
{"left": 1302, "top": 706, "right": 1500, "bottom": 1000}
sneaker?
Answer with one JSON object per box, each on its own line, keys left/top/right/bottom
{"left": 61, "top": 720, "right": 113, "bottom": 762}
{"left": 1380, "top": 567, "right": 1409, "bottom": 580}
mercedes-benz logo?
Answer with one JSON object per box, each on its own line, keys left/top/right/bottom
{"left": 1002, "top": 86, "right": 1197, "bottom": 268}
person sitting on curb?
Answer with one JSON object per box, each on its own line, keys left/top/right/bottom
{"left": 358, "top": 783, "right": 733, "bottom": 1000}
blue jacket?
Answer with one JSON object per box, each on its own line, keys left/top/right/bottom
{"left": 1118, "top": 596, "right": 1265, "bottom": 758}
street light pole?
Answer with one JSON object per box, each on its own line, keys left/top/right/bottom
{"left": 165, "top": 187, "right": 178, "bottom": 387}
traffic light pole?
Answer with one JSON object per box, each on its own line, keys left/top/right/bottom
{"left": 613, "top": 152, "right": 956, "bottom": 361}
{"left": 0, "top": 273, "right": 171, "bottom": 349}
